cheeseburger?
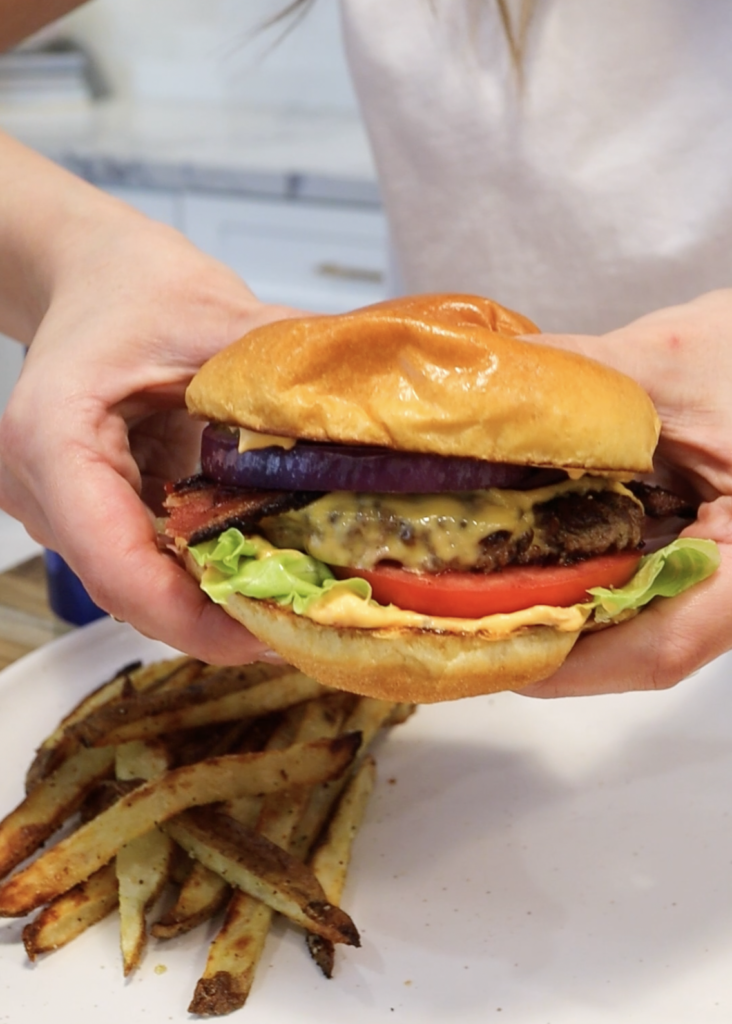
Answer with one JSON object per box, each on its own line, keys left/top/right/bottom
{"left": 163, "top": 294, "right": 718, "bottom": 702}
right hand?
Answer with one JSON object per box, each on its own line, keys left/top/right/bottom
{"left": 0, "top": 197, "right": 303, "bottom": 664}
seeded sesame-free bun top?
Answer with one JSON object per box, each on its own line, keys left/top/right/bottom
{"left": 186, "top": 292, "right": 660, "bottom": 477}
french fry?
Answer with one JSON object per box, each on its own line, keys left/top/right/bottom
{"left": 188, "top": 693, "right": 356, "bottom": 1012}
{"left": 0, "top": 746, "right": 116, "bottom": 880}
{"left": 117, "top": 827, "right": 174, "bottom": 975}
{"left": 189, "top": 897, "right": 273, "bottom": 1017}
{"left": 1, "top": 652, "right": 415, "bottom": 1017}
{"left": 115, "top": 739, "right": 173, "bottom": 783}
{"left": 150, "top": 861, "right": 232, "bottom": 941}
{"left": 73, "top": 669, "right": 325, "bottom": 748}
{"left": 149, "top": 787, "right": 266, "bottom": 941}
{"left": 152, "top": 710, "right": 300, "bottom": 940}
{"left": 290, "top": 697, "right": 394, "bottom": 860}
{"left": 306, "top": 754, "right": 377, "bottom": 977}
{"left": 0, "top": 733, "right": 361, "bottom": 917}
{"left": 25, "top": 658, "right": 200, "bottom": 790}
{"left": 79, "top": 779, "right": 139, "bottom": 823}
{"left": 22, "top": 862, "right": 119, "bottom": 960}
{"left": 115, "top": 739, "right": 175, "bottom": 975}
{"left": 309, "top": 753, "right": 377, "bottom": 906}
{"left": 162, "top": 807, "right": 360, "bottom": 947}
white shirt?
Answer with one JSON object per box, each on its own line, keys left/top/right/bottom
{"left": 341, "top": 0, "right": 732, "bottom": 333}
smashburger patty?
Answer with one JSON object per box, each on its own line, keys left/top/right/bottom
{"left": 165, "top": 474, "right": 688, "bottom": 576}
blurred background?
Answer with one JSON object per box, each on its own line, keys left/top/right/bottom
{"left": 51, "top": 0, "right": 360, "bottom": 112}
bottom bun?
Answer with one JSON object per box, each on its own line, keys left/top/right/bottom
{"left": 185, "top": 555, "right": 582, "bottom": 703}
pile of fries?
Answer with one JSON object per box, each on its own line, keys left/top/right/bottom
{"left": 0, "top": 656, "right": 415, "bottom": 1015}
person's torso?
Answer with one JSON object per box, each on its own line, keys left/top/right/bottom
{"left": 341, "top": 0, "right": 732, "bottom": 333}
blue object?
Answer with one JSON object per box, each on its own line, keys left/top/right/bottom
{"left": 44, "top": 550, "right": 107, "bottom": 626}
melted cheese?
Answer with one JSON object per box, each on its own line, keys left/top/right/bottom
{"left": 237, "top": 426, "right": 296, "bottom": 452}
{"left": 262, "top": 476, "right": 637, "bottom": 572}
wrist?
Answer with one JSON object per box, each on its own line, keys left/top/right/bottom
{"left": 0, "top": 130, "right": 146, "bottom": 343}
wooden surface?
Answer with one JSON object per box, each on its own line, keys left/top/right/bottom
{"left": 0, "top": 556, "right": 73, "bottom": 672}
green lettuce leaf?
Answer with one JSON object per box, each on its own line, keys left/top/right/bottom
{"left": 189, "top": 529, "right": 371, "bottom": 616}
{"left": 588, "top": 537, "right": 720, "bottom": 623}
{"left": 190, "top": 529, "right": 719, "bottom": 623}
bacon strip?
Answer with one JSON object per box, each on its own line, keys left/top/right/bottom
{"left": 627, "top": 481, "right": 697, "bottom": 520}
{"left": 163, "top": 475, "right": 322, "bottom": 546}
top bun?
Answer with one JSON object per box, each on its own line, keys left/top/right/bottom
{"left": 186, "top": 293, "right": 660, "bottom": 474}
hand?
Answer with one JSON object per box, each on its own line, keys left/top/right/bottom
{"left": 521, "top": 289, "right": 732, "bottom": 697}
{"left": 0, "top": 199, "right": 301, "bottom": 663}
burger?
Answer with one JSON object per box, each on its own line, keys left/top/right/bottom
{"left": 163, "top": 293, "right": 718, "bottom": 703}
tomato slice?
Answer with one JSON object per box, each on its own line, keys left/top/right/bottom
{"left": 335, "top": 552, "right": 643, "bottom": 618}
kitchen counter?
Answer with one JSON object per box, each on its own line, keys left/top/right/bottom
{"left": 0, "top": 97, "right": 380, "bottom": 205}
{"left": 0, "top": 556, "right": 72, "bottom": 672}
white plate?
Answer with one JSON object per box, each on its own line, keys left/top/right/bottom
{"left": 1, "top": 617, "right": 732, "bottom": 1022}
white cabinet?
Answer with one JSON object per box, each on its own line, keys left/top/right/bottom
{"left": 183, "top": 194, "right": 388, "bottom": 313}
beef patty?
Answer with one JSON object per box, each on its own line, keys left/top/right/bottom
{"left": 260, "top": 483, "right": 646, "bottom": 575}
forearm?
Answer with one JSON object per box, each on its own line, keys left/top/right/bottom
{"left": 0, "top": 128, "right": 147, "bottom": 344}
{"left": 0, "top": 0, "right": 89, "bottom": 52}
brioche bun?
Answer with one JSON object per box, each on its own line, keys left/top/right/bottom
{"left": 186, "top": 293, "right": 660, "bottom": 474}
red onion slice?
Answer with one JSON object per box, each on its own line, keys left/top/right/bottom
{"left": 201, "top": 425, "right": 566, "bottom": 493}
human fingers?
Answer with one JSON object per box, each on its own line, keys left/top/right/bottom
{"left": 54, "top": 452, "right": 271, "bottom": 664}
{"left": 521, "top": 501, "right": 732, "bottom": 697}
{"left": 0, "top": 405, "right": 266, "bottom": 664}
{"left": 520, "top": 561, "right": 728, "bottom": 697}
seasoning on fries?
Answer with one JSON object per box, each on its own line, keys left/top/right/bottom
{"left": 0, "top": 655, "right": 415, "bottom": 1015}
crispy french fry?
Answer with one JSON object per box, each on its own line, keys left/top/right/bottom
{"left": 290, "top": 697, "right": 394, "bottom": 860}
{"left": 0, "top": 733, "right": 361, "bottom": 917}
{"left": 72, "top": 664, "right": 289, "bottom": 747}
{"left": 306, "top": 755, "right": 377, "bottom": 978}
{"left": 151, "top": 710, "right": 300, "bottom": 940}
{"left": 310, "top": 753, "right": 376, "bottom": 907}
{"left": 1, "top": 651, "right": 414, "bottom": 1017}
{"left": 115, "top": 739, "right": 175, "bottom": 975}
{"left": 25, "top": 658, "right": 199, "bottom": 790}
{"left": 305, "top": 931, "right": 335, "bottom": 980}
{"left": 162, "top": 807, "right": 360, "bottom": 947}
{"left": 22, "top": 862, "right": 119, "bottom": 960}
{"left": 150, "top": 790, "right": 264, "bottom": 942}
{"left": 150, "top": 861, "right": 231, "bottom": 941}
{"left": 74, "top": 670, "right": 325, "bottom": 748}
{"left": 115, "top": 739, "right": 172, "bottom": 783}
{"left": 252, "top": 692, "right": 355, "bottom": 850}
{"left": 79, "top": 779, "right": 138, "bottom": 823}
{"left": 117, "top": 827, "right": 174, "bottom": 975}
{"left": 0, "top": 746, "right": 116, "bottom": 880}
{"left": 188, "top": 895, "right": 272, "bottom": 1016}
{"left": 187, "top": 693, "right": 356, "bottom": 1011}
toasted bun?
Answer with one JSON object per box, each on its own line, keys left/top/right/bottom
{"left": 183, "top": 551, "right": 582, "bottom": 703}
{"left": 187, "top": 293, "right": 660, "bottom": 474}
